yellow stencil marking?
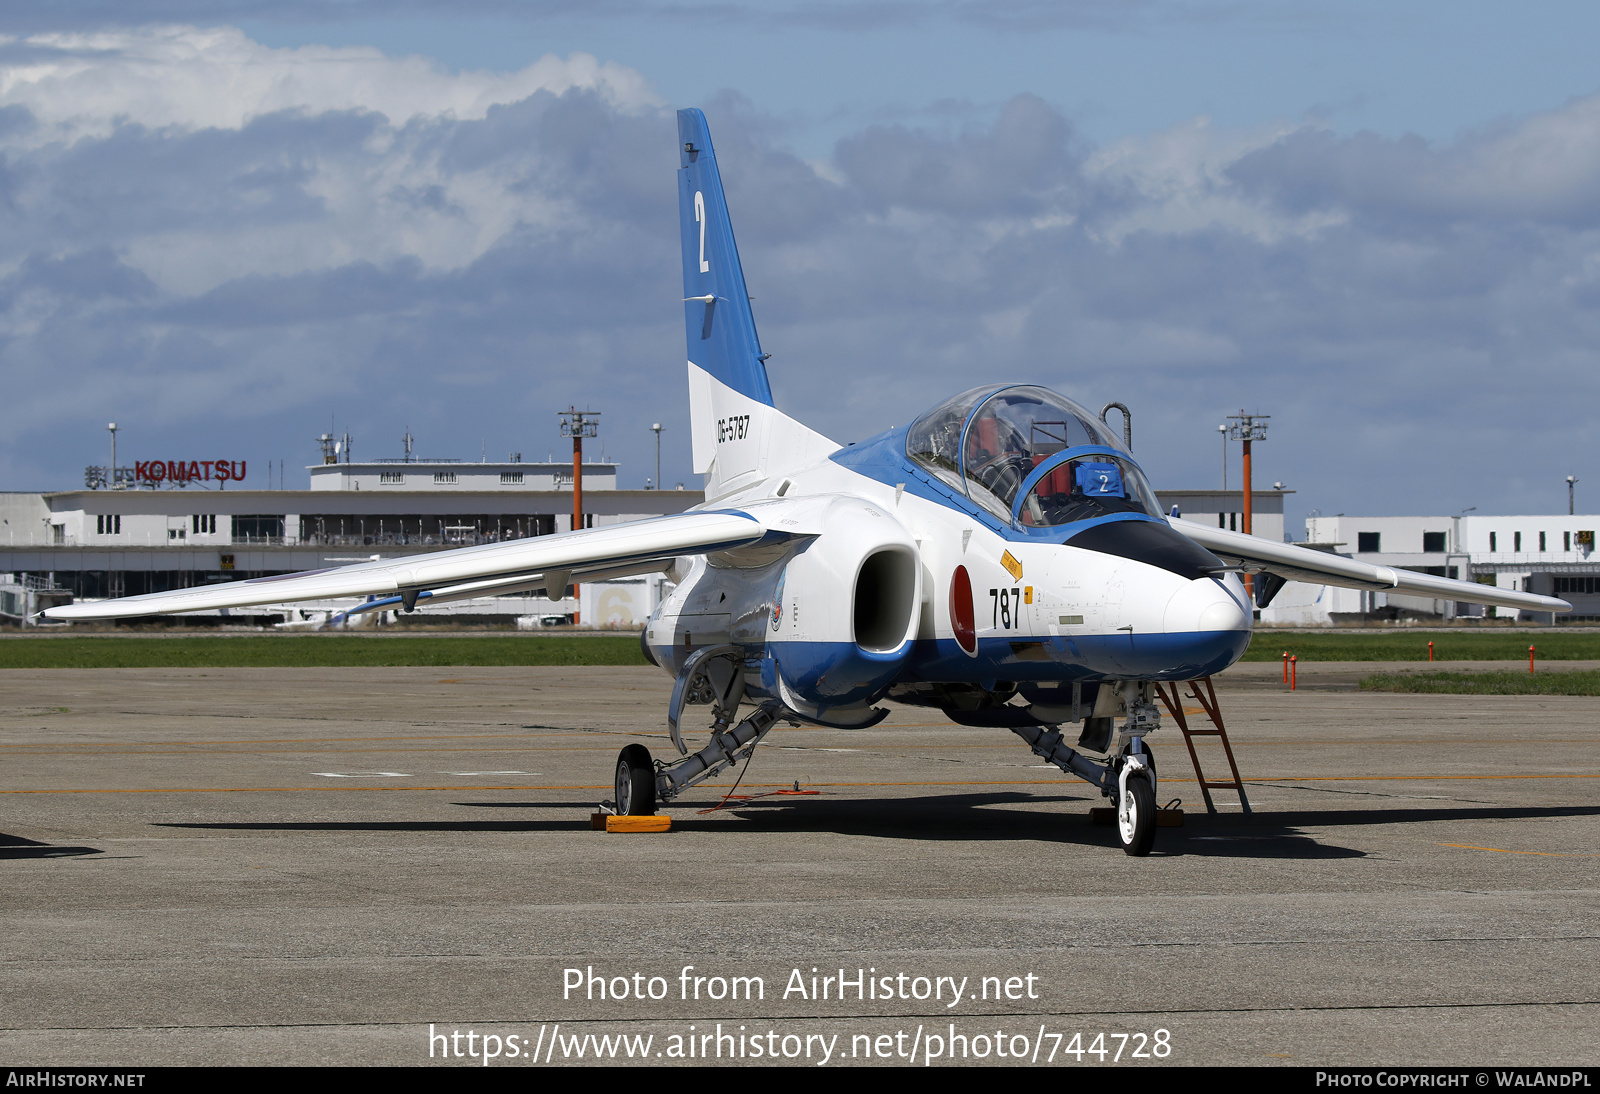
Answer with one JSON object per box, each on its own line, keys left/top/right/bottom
{"left": 1001, "top": 550, "right": 1023, "bottom": 582}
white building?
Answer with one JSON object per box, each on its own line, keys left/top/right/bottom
{"left": 308, "top": 458, "right": 616, "bottom": 493}
{"left": 1260, "top": 514, "right": 1600, "bottom": 625}
{"left": 1155, "top": 489, "right": 1290, "bottom": 544}
{"left": 1, "top": 456, "right": 700, "bottom": 627}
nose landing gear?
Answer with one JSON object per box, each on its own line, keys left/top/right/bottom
{"left": 1116, "top": 747, "right": 1156, "bottom": 857}
{"left": 1010, "top": 680, "right": 1163, "bottom": 856}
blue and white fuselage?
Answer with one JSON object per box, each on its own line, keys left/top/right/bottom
{"left": 654, "top": 107, "right": 1257, "bottom": 731}
{"left": 645, "top": 379, "right": 1252, "bottom": 729}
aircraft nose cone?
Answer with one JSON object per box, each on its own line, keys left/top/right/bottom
{"left": 1163, "top": 575, "right": 1251, "bottom": 634}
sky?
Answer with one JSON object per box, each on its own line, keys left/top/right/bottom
{"left": 5, "top": 3, "right": 1600, "bottom": 536}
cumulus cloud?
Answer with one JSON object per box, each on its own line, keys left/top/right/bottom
{"left": 0, "top": 2, "right": 1199, "bottom": 37}
{"left": 1228, "top": 96, "right": 1600, "bottom": 226}
{"left": 2, "top": 24, "right": 1598, "bottom": 524}
{"left": 0, "top": 25, "right": 655, "bottom": 137}
{"left": 722, "top": 90, "right": 1600, "bottom": 521}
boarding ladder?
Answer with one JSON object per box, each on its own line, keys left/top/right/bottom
{"left": 1152, "top": 677, "right": 1251, "bottom": 815}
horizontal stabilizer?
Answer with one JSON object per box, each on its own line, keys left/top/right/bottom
{"left": 43, "top": 510, "right": 771, "bottom": 621}
{"left": 1171, "top": 518, "right": 1571, "bottom": 614}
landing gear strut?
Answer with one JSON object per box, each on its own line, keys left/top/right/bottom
{"left": 606, "top": 646, "right": 791, "bottom": 816}
{"left": 608, "top": 702, "right": 783, "bottom": 815}
{"left": 1009, "top": 680, "right": 1163, "bottom": 856}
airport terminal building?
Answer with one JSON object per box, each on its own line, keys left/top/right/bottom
{"left": 1, "top": 456, "right": 703, "bottom": 626}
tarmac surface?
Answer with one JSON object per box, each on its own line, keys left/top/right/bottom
{"left": 1, "top": 659, "right": 1597, "bottom": 1067}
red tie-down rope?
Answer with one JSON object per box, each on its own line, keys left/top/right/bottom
{"left": 697, "top": 750, "right": 820, "bottom": 814}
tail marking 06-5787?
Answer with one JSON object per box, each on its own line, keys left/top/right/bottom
{"left": 44, "top": 108, "right": 1572, "bottom": 856}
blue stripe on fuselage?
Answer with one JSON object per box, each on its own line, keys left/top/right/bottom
{"left": 764, "top": 638, "right": 907, "bottom": 707}
{"left": 904, "top": 630, "right": 1250, "bottom": 682}
{"left": 649, "top": 629, "right": 1250, "bottom": 696}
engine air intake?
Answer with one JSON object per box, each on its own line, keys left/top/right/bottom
{"left": 853, "top": 547, "right": 917, "bottom": 653}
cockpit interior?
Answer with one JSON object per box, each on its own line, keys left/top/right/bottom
{"left": 905, "top": 385, "right": 1163, "bottom": 530}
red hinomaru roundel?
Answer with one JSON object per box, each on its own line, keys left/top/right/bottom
{"left": 950, "top": 564, "right": 976, "bottom": 655}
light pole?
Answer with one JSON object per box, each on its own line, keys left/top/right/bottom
{"left": 651, "top": 423, "right": 663, "bottom": 491}
{"left": 1225, "top": 411, "right": 1270, "bottom": 537}
{"left": 1567, "top": 475, "right": 1578, "bottom": 516}
{"left": 1217, "top": 424, "right": 1227, "bottom": 491}
{"left": 1447, "top": 506, "right": 1479, "bottom": 620}
{"left": 559, "top": 407, "right": 600, "bottom": 623}
{"left": 1226, "top": 411, "right": 1270, "bottom": 601}
{"left": 108, "top": 423, "right": 119, "bottom": 489}
{"left": 558, "top": 409, "right": 599, "bottom": 533}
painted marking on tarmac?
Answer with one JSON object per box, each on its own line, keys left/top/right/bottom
{"left": 1257, "top": 774, "right": 1600, "bottom": 782}
{"left": 1437, "top": 843, "right": 1599, "bottom": 857}
{"left": 6, "top": 773, "right": 1600, "bottom": 796}
{"left": 312, "top": 771, "right": 412, "bottom": 778}
{"left": 1201, "top": 739, "right": 1600, "bottom": 746}
{"left": 0, "top": 779, "right": 1092, "bottom": 795}
{"left": 0, "top": 747, "right": 625, "bottom": 756}
{"left": 443, "top": 770, "right": 541, "bottom": 776}
{"left": 0, "top": 731, "right": 587, "bottom": 749}
{"left": 0, "top": 785, "right": 608, "bottom": 794}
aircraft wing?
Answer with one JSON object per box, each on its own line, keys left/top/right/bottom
{"left": 1170, "top": 518, "right": 1572, "bottom": 614}
{"left": 43, "top": 509, "right": 775, "bottom": 621}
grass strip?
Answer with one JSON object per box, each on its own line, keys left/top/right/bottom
{"left": 3, "top": 630, "right": 1594, "bottom": 668}
{"left": 1359, "top": 670, "right": 1600, "bottom": 695}
{"left": 1243, "top": 631, "right": 1600, "bottom": 662}
{"left": 0, "top": 635, "right": 649, "bottom": 669}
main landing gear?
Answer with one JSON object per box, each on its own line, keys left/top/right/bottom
{"left": 606, "top": 646, "right": 789, "bottom": 817}
{"left": 1010, "top": 681, "right": 1162, "bottom": 856}
{"left": 614, "top": 744, "right": 656, "bottom": 817}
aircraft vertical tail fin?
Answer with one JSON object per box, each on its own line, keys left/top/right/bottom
{"left": 677, "top": 108, "right": 835, "bottom": 498}
{"left": 678, "top": 108, "right": 772, "bottom": 410}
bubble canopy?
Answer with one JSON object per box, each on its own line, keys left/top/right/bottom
{"left": 905, "top": 385, "right": 1162, "bottom": 528}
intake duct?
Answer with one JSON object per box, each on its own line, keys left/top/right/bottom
{"left": 764, "top": 497, "right": 923, "bottom": 714}
{"left": 853, "top": 547, "right": 919, "bottom": 653}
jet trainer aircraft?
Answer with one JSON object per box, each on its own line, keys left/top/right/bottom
{"left": 46, "top": 110, "right": 1571, "bottom": 855}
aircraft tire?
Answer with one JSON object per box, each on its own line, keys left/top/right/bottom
{"left": 1118, "top": 772, "right": 1156, "bottom": 857}
{"left": 614, "top": 744, "right": 657, "bottom": 816}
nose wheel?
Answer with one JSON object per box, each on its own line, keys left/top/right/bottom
{"left": 614, "top": 744, "right": 657, "bottom": 816}
{"left": 1117, "top": 767, "right": 1156, "bottom": 856}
